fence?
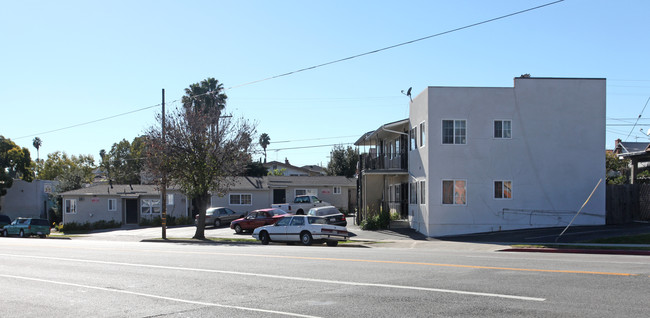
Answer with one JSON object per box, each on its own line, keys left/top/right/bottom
{"left": 606, "top": 184, "right": 650, "bottom": 224}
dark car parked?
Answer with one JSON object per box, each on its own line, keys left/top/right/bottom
{"left": 196, "top": 207, "right": 245, "bottom": 228}
{"left": 0, "top": 214, "right": 11, "bottom": 228}
{"left": 307, "top": 206, "right": 347, "bottom": 227}
{"left": 2, "top": 217, "right": 51, "bottom": 238}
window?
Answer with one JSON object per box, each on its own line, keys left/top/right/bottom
{"left": 295, "top": 189, "right": 316, "bottom": 197}
{"left": 409, "top": 127, "right": 417, "bottom": 150}
{"left": 494, "top": 181, "right": 512, "bottom": 199}
{"left": 108, "top": 199, "right": 117, "bottom": 211}
{"left": 141, "top": 199, "right": 161, "bottom": 214}
{"left": 494, "top": 120, "right": 512, "bottom": 139}
{"left": 442, "top": 120, "right": 466, "bottom": 144}
{"left": 333, "top": 186, "right": 341, "bottom": 195}
{"left": 394, "top": 184, "right": 400, "bottom": 202}
{"left": 442, "top": 180, "right": 466, "bottom": 205}
{"left": 229, "top": 193, "right": 252, "bottom": 206}
{"left": 409, "top": 182, "right": 418, "bottom": 204}
{"left": 289, "top": 217, "right": 305, "bottom": 226}
{"left": 167, "top": 194, "right": 174, "bottom": 205}
{"left": 420, "top": 181, "right": 426, "bottom": 204}
{"left": 64, "top": 199, "right": 76, "bottom": 214}
{"left": 419, "top": 122, "right": 426, "bottom": 147}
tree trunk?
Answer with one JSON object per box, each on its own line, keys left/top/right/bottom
{"left": 192, "top": 193, "right": 210, "bottom": 239}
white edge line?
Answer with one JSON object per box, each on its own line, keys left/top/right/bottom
{"left": 0, "top": 253, "right": 545, "bottom": 302}
{"left": 0, "top": 274, "right": 320, "bottom": 318}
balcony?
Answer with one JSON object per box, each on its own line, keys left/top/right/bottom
{"left": 360, "top": 152, "right": 408, "bottom": 171}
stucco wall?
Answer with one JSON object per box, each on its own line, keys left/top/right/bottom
{"left": 1, "top": 180, "right": 57, "bottom": 220}
{"left": 409, "top": 78, "right": 606, "bottom": 237}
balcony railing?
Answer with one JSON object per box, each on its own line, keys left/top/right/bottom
{"left": 360, "top": 152, "right": 408, "bottom": 171}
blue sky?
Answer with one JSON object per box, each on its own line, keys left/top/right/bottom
{"left": 2, "top": 0, "right": 649, "bottom": 167}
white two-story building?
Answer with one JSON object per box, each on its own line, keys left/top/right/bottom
{"left": 358, "top": 77, "right": 606, "bottom": 237}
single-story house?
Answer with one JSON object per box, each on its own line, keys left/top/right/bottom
{"left": 60, "top": 183, "right": 189, "bottom": 225}
{"left": 210, "top": 176, "right": 357, "bottom": 214}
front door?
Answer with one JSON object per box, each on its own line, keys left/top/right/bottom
{"left": 126, "top": 199, "right": 138, "bottom": 224}
{"left": 273, "top": 189, "right": 286, "bottom": 204}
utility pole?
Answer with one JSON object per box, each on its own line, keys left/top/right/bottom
{"left": 161, "top": 88, "right": 167, "bottom": 239}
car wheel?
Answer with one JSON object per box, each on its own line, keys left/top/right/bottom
{"left": 234, "top": 224, "right": 243, "bottom": 234}
{"left": 0, "top": 230, "right": 5, "bottom": 237}
{"left": 326, "top": 240, "right": 338, "bottom": 247}
{"left": 300, "top": 232, "right": 313, "bottom": 246}
{"left": 260, "top": 231, "right": 270, "bottom": 245}
{"left": 19, "top": 229, "right": 25, "bottom": 238}
{"left": 213, "top": 219, "right": 221, "bottom": 227}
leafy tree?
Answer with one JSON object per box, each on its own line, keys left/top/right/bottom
{"left": 267, "top": 168, "right": 286, "bottom": 176}
{"left": 259, "top": 133, "right": 270, "bottom": 163}
{"left": 245, "top": 161, "right": 268, "bottom": 177}
{"left": 38, "top": 151, "right": 95, "bottom": 191}
{"left": 606, "top": 152, "right": 630, "bottom": 184}
{"left": 106, "top": 136, "right": 146, "bottom": 184}
{"left": 146, "top": 78, "right": 256, "bottom": 239}
{"left": 326, "top": 145, "right": 358, "bottom": 178}
{"left": 1, "top": 136, "right": 34, "bottom": 198}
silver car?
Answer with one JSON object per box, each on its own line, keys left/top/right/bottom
{"left": 195, "top": 207, "right": 244, "bottom": 228}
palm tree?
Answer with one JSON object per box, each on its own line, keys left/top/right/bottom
{"left": 259, "top": 133, "right": 270, "bottom": 163}
{"left": 32, "top": 137, "right": 42, "bottom": 161}
{"left": 32, "top": 137, "right": 42, "bottom": 178}
{"left": 181, "top": 77, "right": 227, "bottom": 114}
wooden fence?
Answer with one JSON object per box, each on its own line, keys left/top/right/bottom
{"left": 606, "top": 184, "right": 650, "bottom": 224}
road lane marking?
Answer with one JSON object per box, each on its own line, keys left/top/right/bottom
{"left": 0, "top": 274, "right": 321, "bottom": 318}
{"left": 1, "top": 254, "right": 545, "bottom": 302}
{"left": 2, "top": 242, "right": 638, "bottom": 276}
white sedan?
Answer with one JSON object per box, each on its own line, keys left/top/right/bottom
{"left": 252, "top": 215, "right": 349, "bottom": 246}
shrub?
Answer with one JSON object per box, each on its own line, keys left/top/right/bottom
{"left": 360, "top": 210, "right": 390, "bottom": 230}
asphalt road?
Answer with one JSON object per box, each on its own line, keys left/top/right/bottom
{"left": 1, "top": 237, "right": 649, "bottom": 317}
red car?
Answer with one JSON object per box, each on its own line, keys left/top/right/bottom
{"left": 230, "top": 208, "right": 288, "bottom": 234}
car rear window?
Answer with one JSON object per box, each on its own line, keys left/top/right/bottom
{"left": 308, "top": 217, "right": 327, "bottom": 225}
{"left": 30, "top": 219, "right": 49, "bottom": 226}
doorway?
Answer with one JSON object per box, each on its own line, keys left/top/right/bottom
{"left": 273, "top": 189, "right": 286, "bottom": 204}
{"left": 126, "top": 199, "right": 138, "bottom": 224}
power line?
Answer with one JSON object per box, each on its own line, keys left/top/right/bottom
{"left": 12, "top": 1, "right": 564, "bottom": 141}
{"left": 269, "top": 143, "right": 353, "bottom": 152}
{"left": 272, "top": 135, "right": 360, "bottom": 144}
{"left": 625, "top": 96, "right": 650, "bottom": 141}
{"left": 226, "top": 0, "right": 565, "bottom": 90}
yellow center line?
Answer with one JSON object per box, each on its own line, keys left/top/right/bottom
{"left": 4, "top": 242, "right": 638, "bottom": 277}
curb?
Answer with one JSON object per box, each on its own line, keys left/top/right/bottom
{"left": 500, "top": 248, "right": 650, "bottom": 256}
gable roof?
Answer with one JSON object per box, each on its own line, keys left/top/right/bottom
{"left": 60, "top": 183, "right": 176, "bottom": 197}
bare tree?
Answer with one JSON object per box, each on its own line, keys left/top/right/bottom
{"left": 145, "top": 78, "right": 255, "bottom": 239}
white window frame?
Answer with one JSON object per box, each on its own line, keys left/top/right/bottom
{"left": 409, "top": 182, "right": 418, "bottom": 204}
{"left": 494, "top": 120, "right": 512, "bottom": 139}
{"left": 229, "top": 193, "right": 252, "bottom": 206}
{"left": 295, "top": 189, "right": 317, "bottom": 197}
{"left": 442, "top": 119, "right": 467, "bottom": 145}
{"left": 419, "top": 121, "right": 426, "bottom": 148}
{"left": 419, "top": 180, "right": 426, "bottom": 205}
{"left": 442, "top": 179, "right": 467, "bottom": 205}
{"left": 64, "top": 199, "right": 76, "bottom": 214}
{"left": 141, "top": 199, "right": 161, "bottom": 214}
{"left": 167, "top": 194, "right": 174, "bottom": 205}
{"left": 333, "top": 186, "right": 341, "bottom": 195}
{"left": 494, "top": 180, "right": 513, "bottom": 200}
{"left": 409, "top": 127, "right": 417, "bottom": 151}
{"left": 108, "top": 198, "right": 117, "bottom": 211}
